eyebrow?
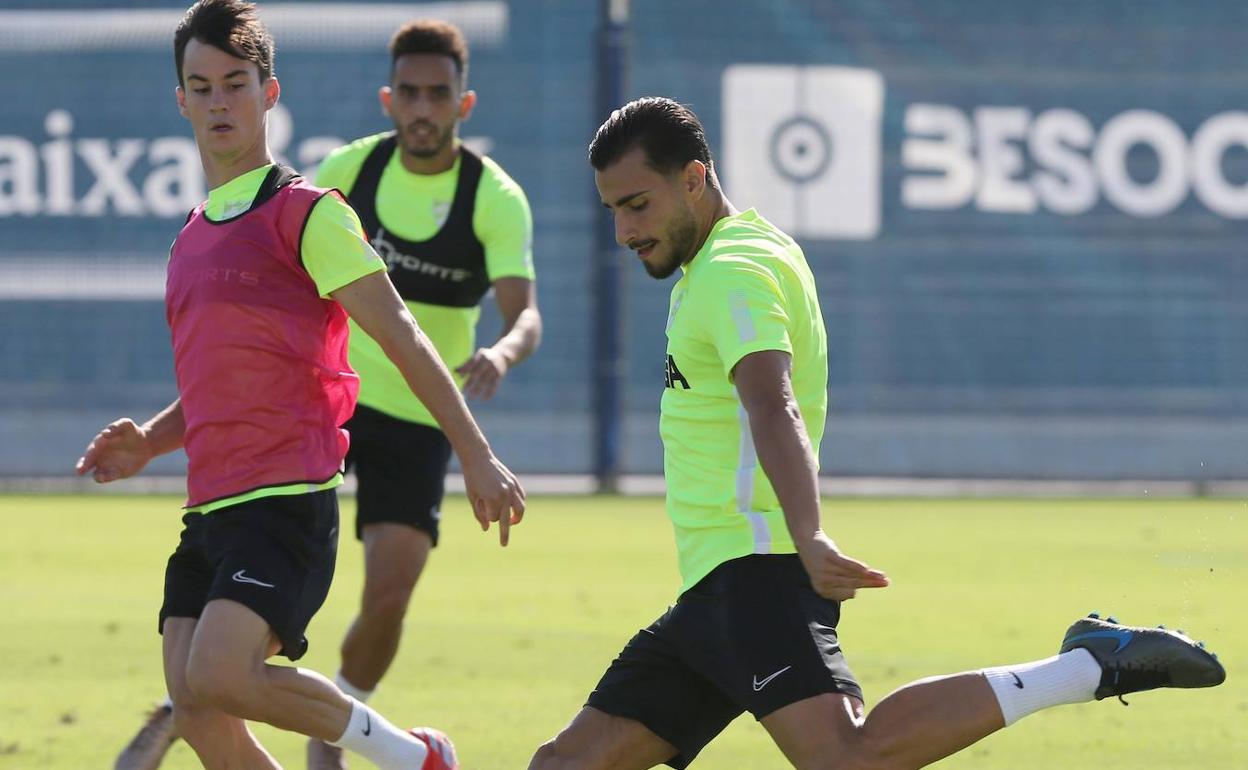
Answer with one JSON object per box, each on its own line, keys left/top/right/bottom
{"left": 602, "top": 190, "right": 646, "bottom": 210}
{"left": 186, "top": 69, "right": 251, "bottom": 83}
{"left": 396, "top": 82, "right": 453, "bottom": 91}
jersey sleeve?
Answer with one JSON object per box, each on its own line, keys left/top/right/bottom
{"left": 698, "top": 257, "right": 792, "bottom": 380}
{"left": 474, "top": 165, "right": 535, "bottom": 281}
{"left": 313, "top": 133, "right": 387, "bottom": 194}
{"left": 301, "top": 193, "right": 387, "bottom": 297}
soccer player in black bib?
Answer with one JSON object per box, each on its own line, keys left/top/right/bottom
{"left": 309, "top": 20, "right": 542, "bottom": 770}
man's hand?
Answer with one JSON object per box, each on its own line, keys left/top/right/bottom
{"left": 75, "top": 418, "right": 154, "bottom": 483}
{"left": 460, "top": 451, "right": 526, "bottom": 546}
{"left": 455, "top": 347, "right": 510, "bottom": 400}
{"left": 797, "top": 530, "right": 890, "bottom": 601}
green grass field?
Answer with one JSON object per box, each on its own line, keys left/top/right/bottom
{"left": 0, "top": 494, "right": 1243, "bottom": 769}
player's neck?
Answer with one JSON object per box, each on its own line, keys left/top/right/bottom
{"left": 200, "top": 144, "right": 274, "bottom": 191}
{"left": 693, "top": 189, "right": 738, "bottom": 254}
{"left": 398, "top": 141, "right": 459, "bottom": 176}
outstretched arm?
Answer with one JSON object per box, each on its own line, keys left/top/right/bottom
{"left": 733, "top": 350, "right": 889, "bottom": 600}
{"left": 332, "top": 270, "right": 525, "bottom": 545}
{"left": 75, "top": 399, "right": 185, "bottom": 483}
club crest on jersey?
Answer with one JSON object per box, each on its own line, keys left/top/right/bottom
{"left": 665, "top": 354, "right": 690, "bottom": 389}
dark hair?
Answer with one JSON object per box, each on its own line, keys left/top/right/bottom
{"left": 589, "top": 97, "right": 715, "bottom": 182}
{"left": 174, "top": 0, "right": 274, "bottom": 87}
{"left": 389, "top": 20, "right": 469, "bottom": 86}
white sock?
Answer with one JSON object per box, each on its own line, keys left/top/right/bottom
{"left": 159, "top": 694, "right": 174, "bottom": 709}
{"left": 330, "top": 699, "right": 427, "bottom": 770}
{"left": 335, "top": 672, "right": 375, "bottom": 703}
{"left": 982, "top": 649, "right": 1102, "bottom": 726}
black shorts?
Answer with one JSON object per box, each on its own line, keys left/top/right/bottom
{"left": 343, "top": 404, "right": 452, "bottom": 545}
{"left": 159, "top": 489, "right": 339, "bottom": 661}
{"left": 586, "top": 554, "right": 863, "bottom": 769}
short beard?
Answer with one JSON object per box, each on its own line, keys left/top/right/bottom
{"left": 399, "top": 121, "right": 455, "bottom": 159}
{"left": 645, "top": 209, "right": 698, "bottom": 280}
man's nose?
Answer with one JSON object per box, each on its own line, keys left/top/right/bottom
{"left": 614, "top": 216, "right": 633, "bottom": 247}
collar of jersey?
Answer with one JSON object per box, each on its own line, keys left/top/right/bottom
{"left": 205, "top": 163, "right": 275, "bottom": 221}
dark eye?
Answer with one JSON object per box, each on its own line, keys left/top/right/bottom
{"left": 229, "top": 83, "right": 245, "bottom": 91}
{"left": 630, "top": 201, "right": 648, "bottom": 212}
{"left": 194, "top": 87, "right": 209, "bottom": 95}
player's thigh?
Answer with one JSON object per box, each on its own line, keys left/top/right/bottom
{"left": 205, "top": 491, "right": 339, "bottom": 662}
{"left": 164, "top": 614, "right": 260, "bottom": 744}
{"left": 534, "top": 707, "right": 678, "bottom": 770}
{"left": 360, "top": 521, "right": 434, "bottom": 597}
{"left": 186, "top": 598, "right": 281, "bottom": 688}
{"left": 163, "top": 615, "right": 200, "bottom": 705}
{"left": 704, "top": 555, "right": 864, "bottom": 717}
{"left": 760, "top": 692, "right": 867, "bottom": 770}
{"left": 584, "top": 609, "right": 741, "bottom": 769}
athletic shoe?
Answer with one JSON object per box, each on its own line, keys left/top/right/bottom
{"left": 1059, "top": 612, "right": 1226, "bottom": 702}
{"left": 307, "top": 737, "right": 348, "bottom": 770}
{"left": 410, "top": 727, "right": 459, "bottom": 770}
{"left": 114, "top": 703, "right": 178, "bottom": 770}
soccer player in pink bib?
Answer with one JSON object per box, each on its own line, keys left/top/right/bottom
{"left": 75, "top": 2, "right": 519, "bottom": 768}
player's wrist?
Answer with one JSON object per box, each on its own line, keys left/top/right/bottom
{"left": 793, "top": 528, "right": 832, "bottom": 556}
{"left": 489, "top": 344, "right": 517, "bottom": 369}
{"left": 453, "top": 436, "right": 496, "bottom": 469}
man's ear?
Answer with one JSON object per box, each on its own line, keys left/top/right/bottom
{"left": 263, "top": 76, "right": 281, "bottom": 109}
{"left": 458, "top": 89, "right": 477, "bottom": 121}
{"left": 176, "top": 86, "right": 188, "bottom": 119}
{"left": 379, "top": 86, "right": 392, "bottom": 117}
{"left": 685, "top": 159, "right": 708, "bottom": 197}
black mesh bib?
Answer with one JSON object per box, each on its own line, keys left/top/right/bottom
{"left": 345, "top": 133, "right": 488, "bottom": 308}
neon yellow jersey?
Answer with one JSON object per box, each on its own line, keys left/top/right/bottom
{"left": 315, "top": 133, "right": 535, "bottom": 426}
{"left": 186, "top": 163, "right": 387, "bottom": 513}
{"left": 660, "top": 209, "right": 828, "bottom": 593}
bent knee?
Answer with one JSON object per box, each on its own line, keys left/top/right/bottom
{"left": 528, "top": 738, "right": 590, "bottom": 770}
{"left": 184, "top": 661, "right": 259, "bottom": 714}
{"left": 528, "top": 739, "right": 559, "bottom": 769}
{"left": 360, "top": 582, "right": 416, "bottom": 624}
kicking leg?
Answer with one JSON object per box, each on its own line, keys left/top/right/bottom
{"left": 763, "top": 613, "right": 1225, "bottom": 770}
{"left": 527, "top": 707, "right": 678, "bottom": 770}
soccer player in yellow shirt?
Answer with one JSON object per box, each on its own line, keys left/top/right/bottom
{"left": 525, "top": 97, "right": 1224, "bottom": 770}
{"left": 309, "top": 19, "right": 541, "bottom": 769}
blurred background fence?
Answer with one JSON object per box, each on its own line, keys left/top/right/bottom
{"left": 2, "top": 0, "right": 1247, "bottom": 483}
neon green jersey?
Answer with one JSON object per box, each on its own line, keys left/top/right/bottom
{"left": 660, "top": 209, "right": 828, "bottom": 593}
{"left": 315, "top": 133, "right": 535, "bottom": 426}
{"left": 187, "top": 164, "right": 386, "bottom": 513}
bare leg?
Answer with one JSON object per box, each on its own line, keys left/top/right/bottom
{"left": 763, "top": 673, "right": 1004, "bottom": 770}
{"left": 183, "top": 599, "right": 353, "bottom": 740}
{"left": 163, "top": 616, "right": 283, "bottom": 769}
{"left": 527, "top": 707, "right": 678, "bottom": 770}
{"left": 339, "top": 524, "right": 432, "bottom": 691}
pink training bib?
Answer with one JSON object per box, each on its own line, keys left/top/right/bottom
{"left": 166, "top": 169, "right": 358, "bottom": 509}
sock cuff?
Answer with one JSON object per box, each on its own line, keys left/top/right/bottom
{"left": 335, "top": 672, "right": 375, "bottom": 703}
{"left": 329, "top": 699, "right": 369, "bottom": 747}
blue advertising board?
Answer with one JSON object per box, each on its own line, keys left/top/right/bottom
{"left": 2, "top": 1, "right": 1246, "bottom": 479}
